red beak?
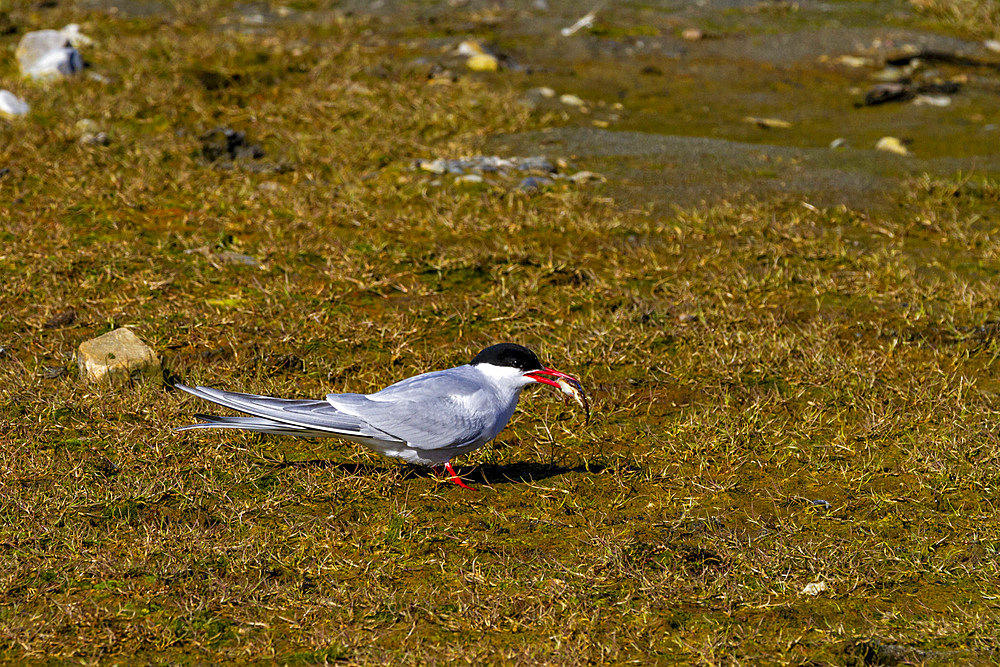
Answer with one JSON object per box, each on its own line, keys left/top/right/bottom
{"left": 525, "top": 367, "right": 580, "bottom": 388}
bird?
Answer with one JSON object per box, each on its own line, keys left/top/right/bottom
{"left": 175, "top": 343, "right": 588, "bottom": 489}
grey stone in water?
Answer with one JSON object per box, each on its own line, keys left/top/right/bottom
{"left": 863, "top": 82, "right": 913, "bottom": 106}
{"left": 517, "top": 176, "right": 553, "bottom": 192}
{"left": 77, "top": 327, "right": 162, "bottom": 386}
{"left": 516, "top": 156, "right": 555, "bottom": 172}
{"left": 810, "top": 499, "right": 831, "bottom": 509}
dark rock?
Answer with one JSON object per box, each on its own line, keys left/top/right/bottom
{"left": 190, "top": 69, "right": 243, "bottom": 90}
{"left": 517, "top": 176, "right": 553, "bottom": 192}
{"left": 0, "top": 12, "right": 17, "bottom": 36}
{"left": 918, "top": 80, "right": 961, "bottom": 95}
{"left": 200, "top": 127, "right": 264, "bottom": 162}
{"left": 864, "top": 82, "right": 914, "bottom": 106}
{"left": 43, "top": 309, "right": 76, "bottom": 329}
{"left": 41, "top": 365, "right": 66, "bottom": 379}
{"left": 887, "top": 50, "right": 1000, "bottom": 69}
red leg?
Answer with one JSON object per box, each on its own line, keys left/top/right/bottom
{"left": 444, "top": 461, "right": 475, "bottom": 491}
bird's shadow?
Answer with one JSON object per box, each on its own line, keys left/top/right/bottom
{"left": 256, "top": 456, "right": 603, "bottom": 486}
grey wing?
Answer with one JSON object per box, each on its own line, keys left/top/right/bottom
{"left": 175, "top": 384, "right": 404, "bottom": 443}
{"left": 326, "top": 368, "right": 491, "bottom": 451}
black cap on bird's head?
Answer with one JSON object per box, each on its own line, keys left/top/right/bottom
{"left": 471, "top": 342, "right": 581, "bottom": 389}
{"left": 470, "top": 343, "right": 543, "bottom": 372}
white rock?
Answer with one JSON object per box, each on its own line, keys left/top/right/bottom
{"left": 569, "top": 170, "right": 606, "bottom": 183}
{"left": 23, "top": 46, "right": 84, "bottom": 80}
{"left": 559, "top": 93, "right": 585, "bottom": 107}
{"left": 801, "top": 581, "right": 828, "bottom": 596}
{"left": 456, "top": 40, "right": 487, "bottom": 57}
{"left": 77, "top": 328, "right": 162, "bottom": 385}
{"left": 561, "top": 11, "right": 595, "bottom": 37}
{"left": 913, "top": 94, "right": 951, "bottom": 107}
{"left": 834, "top": 55, "right": 872, "bottom": 68}
{"left": 60, "top": 24, "right": 93, "bottom": 47}
{"left": 16, "top": 25, "right": 90, "bottom": 80}
{"left": 0, "top": 90, "right": 29, "bottom": 117}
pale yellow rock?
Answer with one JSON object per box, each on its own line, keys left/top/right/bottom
{"left": 77, "top": 327, "right": 162, "bottom": 385}
{"left": 744, "top": 116, "right": 792, "bottom": 129}
{"left": 466, "top": 53, "right": 499, "bottom": 72}
{"left": 875, "top": 136, "right": 909, "bottom": 155}
{"left": 559, "top": 93, "right": 585, "bottom": 107}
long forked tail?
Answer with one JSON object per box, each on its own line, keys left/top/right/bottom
{"left": 178, "top": 414, "right": 336, "bottom": 437}
{"left": 174, "top": 383, "right": 401, "bottom": 443}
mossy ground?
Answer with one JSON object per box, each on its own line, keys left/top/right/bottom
{"left": 2, "top": 1, "right": 1000, "bottom": 664}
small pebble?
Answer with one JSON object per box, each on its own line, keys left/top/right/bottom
{"left": 41, "top": 365, "right": 66, "bottom": 379}
{"left": 681, "top": 28, "right": 704, "bottom": 41}
{"left": 829, "top": 137, "right": 849, "bottom": 149}
{"left": 834, "top": 55, "right": 872, "bottom": 68}
{"left": 418, "top": 158, "right": 448, "bottom": 174}
{"left": 81, "top": 132, "right": 111, "bottom": 146}
{"left": 870, "top": 66, "right": 907, "bottom": 82}
{"left": 466, "top": 53, "right": 499, "bottom": 72}
{"left": 801, "top": 581, "right": 827, "bottom": 596}
{"left": 743, "top": 116, "right": 791, "bottom": 129}
{"left": 216, "top": 251, "right": 263, "bottom": 268}
{"left": 43, "top": 309, "right": 77, "bottom": 329}
{"left": 569, "top": 170, "right": 606, "bottom": 183}
{"left": 875, "top": 136, "right": 909, "bottom": 156}
{"left": 864, "top": 82, "right": 911, "bottom": 106}
{"left": 561, "top": 11, "right": 594, "bottom": 37}
{"left": 456, "top": 40, "right": 486, "bottom": 57}
{"left": 0, "top": 90, "right": 29, "bottom": 117}
{"left": 912, "top": 94, "right": 951, "bottom": 107}
{"left": 454, "top": 173, "right": 484, "bottom": 184}
{"left": 559, "top": 94, "right": 585, "bottom": 107}
{"left": 517, "top": 176, "right": 553, "bottom": 192}
{"left": 516, "top": 156, "right": 554, "bottom": 172}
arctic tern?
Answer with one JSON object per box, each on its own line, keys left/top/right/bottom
{"left": 175, "top": 343, "right": 588, "bottom": 489}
